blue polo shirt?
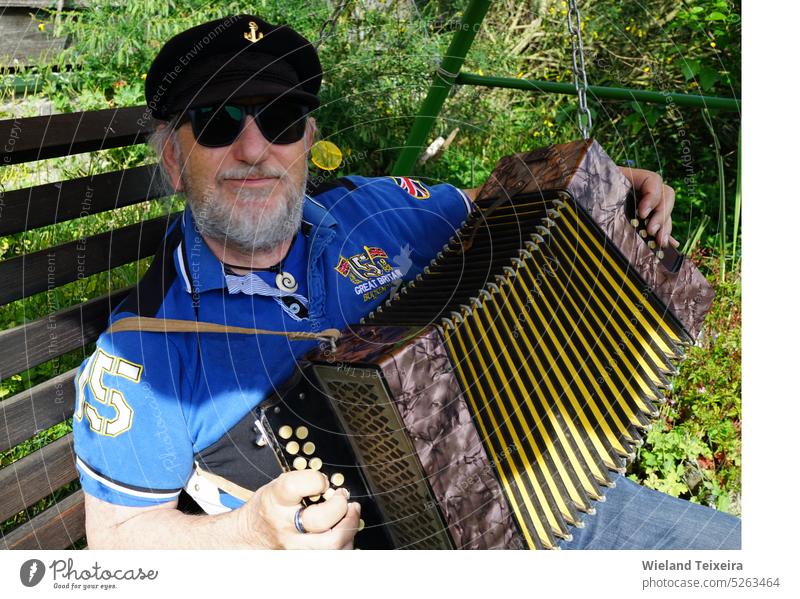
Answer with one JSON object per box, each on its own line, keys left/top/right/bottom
{"left": 72, "top": 175, "right": 473, "bottom": 508}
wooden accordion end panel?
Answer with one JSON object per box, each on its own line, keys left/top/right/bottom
{"left": 281, "top": 139, "right": 715, "bottom": 549}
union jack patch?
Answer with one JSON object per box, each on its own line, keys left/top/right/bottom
{"left": 389, "top": 176, "right": 431, "bottom": 200}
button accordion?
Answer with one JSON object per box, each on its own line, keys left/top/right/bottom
{"left": 214, "top": 139, "right": 714, "bottom": 549}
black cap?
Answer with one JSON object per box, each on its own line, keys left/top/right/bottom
{"left": 145, "top": 15, "right": 322, "bottom": 120}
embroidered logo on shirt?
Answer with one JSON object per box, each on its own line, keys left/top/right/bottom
{"left": 389, "top": 176, "right": 431, "bottom": 200}
{"left": 335, "top": 245, "right": 404, "bottom": 302}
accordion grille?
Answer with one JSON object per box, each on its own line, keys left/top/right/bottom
{"left": 317, "top": 371, "right": 452, "bottom": 549}
{"left": 368, "top": 191, "right": 689, "bottom": 549}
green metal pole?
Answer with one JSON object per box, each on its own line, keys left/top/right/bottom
{"left": 0, "top": 75, "right": 45, "bottom": 97}
{"left": 455, "top": 72, "right": 741, "bottom": 112}
{"left": 391, "top": 0, "right": 492, "bottom": 176}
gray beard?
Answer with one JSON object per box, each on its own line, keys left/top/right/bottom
{"left": 182, "top": 163, "right": 307, "bottom": 255}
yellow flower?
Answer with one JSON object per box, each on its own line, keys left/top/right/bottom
{"left": 477, "top": 68, "right": 484, "bottom": 76}
{"left": 516, "top": 71, "right": 524, "bottom": 78}
{"left": 141, "top": 73, "right": 147, "bottom": 80}
{"left": 38, "top": 23, "right": 45, "bottom": 32}
{"left": 711, "top": 41, "right": 717, "bottom": 48}
{"left": 643, "top": 66, "right": 650, "bottom": 73}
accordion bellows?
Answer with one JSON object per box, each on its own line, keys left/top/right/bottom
{"left": 266, "top": 139, "right": 715, "bottom": 549}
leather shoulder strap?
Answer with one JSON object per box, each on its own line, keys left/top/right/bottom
{"left": 105, "top": 316, "right": 340, "bottom": 346}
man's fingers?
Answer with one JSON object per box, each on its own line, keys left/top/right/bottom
{"left": 665, "top": 184, "right": 676, "bottom": 212}
{"left": 618, "top": 166, "right": 659, "bottom": 218}
{"left": 637, "top": 182, "right": 661, "bottom": 220}
{"left": 298, "top": 490, "right": 350, "bottom": 533}
{"left": 329, "top": 501, "right": 361, "bottom": 549}
{"left": 270, "top": 470, "right": 329, "bottom": 507}
{"left": 657, "top": 216, "right": 673, "bottom": 247}
{"left": 656, "top": 184, "right": 676, "bottom": 227}
{"left": 669, "top": 235, "right": 680, "bottom": 249}
{"left": 301, "top": 501, "right": 361, "bottom": 550}
{"left": 644, "top": 186, "right": 675, "bottom": 239}
{"left": 619, "top": 165, "right": 679, "bottom": 249}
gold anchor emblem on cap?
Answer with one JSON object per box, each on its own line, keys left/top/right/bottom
{"left": 243, "top": 21, "right": 264, "bottom": 43}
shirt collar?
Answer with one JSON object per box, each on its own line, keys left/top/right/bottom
{"left": 174, "top": 195, "right": 337, "bottom": 296}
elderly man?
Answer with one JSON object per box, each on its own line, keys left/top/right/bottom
{"left": 73, "top": 14, "right": 738, "bottom": 550}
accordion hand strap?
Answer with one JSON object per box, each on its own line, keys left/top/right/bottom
{"left": 194, "top": 466, "right": 255, "bottom": 503}
{"left": 105, "top": 316, "right": 341, "bottom": 348}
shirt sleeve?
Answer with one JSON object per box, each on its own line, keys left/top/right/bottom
{"left": 72, "top": 323, "right": 195, "bottom": 507}
{"left": 342, "top": 175, "right": 474, "bottom": 264}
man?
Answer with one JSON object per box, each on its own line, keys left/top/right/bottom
{"left": 73, "top": 14, "right": 739, "bottom": 549}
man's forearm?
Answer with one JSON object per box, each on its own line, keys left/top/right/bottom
{"left": 88, "top": 504, "right": 257, "bottom": 549}
{"left": 461, "top": 186, "right": 482, "bottom": 201}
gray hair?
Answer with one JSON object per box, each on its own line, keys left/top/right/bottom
{"left": 147, "top": 115, "right": 183, "bottom": 197}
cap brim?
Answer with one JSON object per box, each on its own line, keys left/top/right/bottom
{"left": 181, "top": 79, "right": 320, "bottom": 113}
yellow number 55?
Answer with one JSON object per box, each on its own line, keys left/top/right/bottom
{"left": 75, "top": 349, "right": 140, "bottom": 437}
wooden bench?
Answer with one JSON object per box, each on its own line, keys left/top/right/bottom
{"left": 0, "top": 105, "right": 162, "bottom": 549}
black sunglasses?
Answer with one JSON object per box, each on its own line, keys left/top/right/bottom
{"left": 179, "top": 100, "right": 309, "bottom": 148}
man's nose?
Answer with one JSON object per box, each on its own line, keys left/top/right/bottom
{"left": 230, "top": 115, "right": 271, "bottom": 163}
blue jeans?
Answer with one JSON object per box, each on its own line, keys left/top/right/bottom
{"left": 558, "top": 473, "right": 741, "bottom": 549}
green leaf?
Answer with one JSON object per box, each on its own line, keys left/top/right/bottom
{"left": 681, "top": 59, "right": 702, "bottom": 81}
{"left": 707, "top": 12, "right": 727, "bottom": 21}
{"left": 699, "top": 66, "right": 720, "bottom": 91}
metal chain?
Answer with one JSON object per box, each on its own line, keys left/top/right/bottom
{"left": 567, "top": 0, "right": 592, "bottom": 139}
{"left": 315, "top": 0, "right": 353, "bottom": 49}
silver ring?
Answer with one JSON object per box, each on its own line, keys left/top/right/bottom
{"left": 294, "top": 507, "right": 307, "bottom": 534}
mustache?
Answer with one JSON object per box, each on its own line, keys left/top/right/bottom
{"left": 219, "top": 165, "right": 288, "bottom": 180}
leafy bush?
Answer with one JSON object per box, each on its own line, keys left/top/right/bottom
{"left": 629, "top": 257, "right": 741, "bottom": 514}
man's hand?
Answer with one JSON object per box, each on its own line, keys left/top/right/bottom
{"left": 619, "top": 167, "right": 679, "bottom": 249}
{"left": 238, "top": 470, "right": 360, "bottom": 549}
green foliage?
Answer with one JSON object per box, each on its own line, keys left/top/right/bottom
{"left": 45, "top": 0, "right": 333, "bottom": 113}
{"left": 421, "top": 0, "right": 740, "bottom": 255}
{"left": 629, "top": 257, "right": 741, "bottom": 515}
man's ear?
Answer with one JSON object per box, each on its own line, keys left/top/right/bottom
{"left": 304, "top": 116, "right": 317, "bottom": 151}
{"left": 160, "top": 125, "right": 184, "bottom": 193}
